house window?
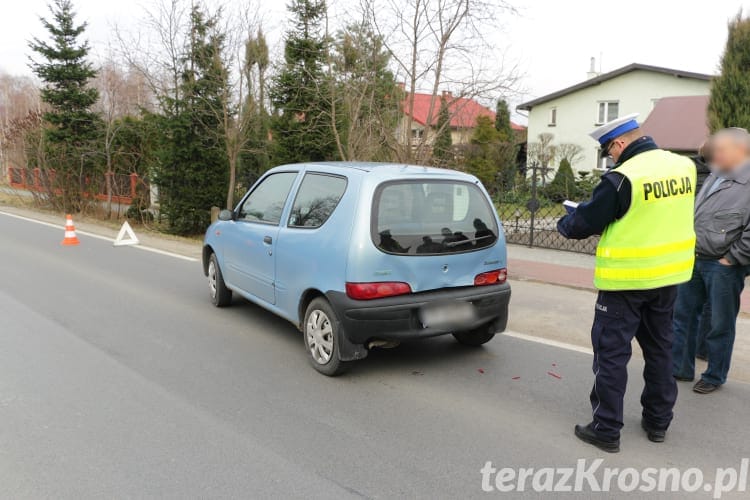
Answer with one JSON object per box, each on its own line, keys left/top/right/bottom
{"left": 411, "top": 129, "right": 424, "bottom": 140}
{"left": 597, "top": 101, "right": 619, "bottom": 124}
{"left": 548, "top": 107, "right": 557, "bottom": 127}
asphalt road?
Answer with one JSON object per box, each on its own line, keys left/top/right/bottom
{"left": 1, "top": 211, "right": 750, "bottom": 499}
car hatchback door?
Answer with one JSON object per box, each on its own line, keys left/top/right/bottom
{"left": 364, "top": 179, "right": 506, "bottom": 292}
{"left": 223, "top": 171, "right": 298, "bottom": 304}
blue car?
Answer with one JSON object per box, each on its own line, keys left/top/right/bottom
{"left": 203, "top": 162, "right": 511, "bottom": 375}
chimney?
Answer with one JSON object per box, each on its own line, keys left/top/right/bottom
{"left": 441, "top": 90, "right": 453, "bottom": 100}
{"left": 586, "top": 57, "right": 601, "bottom": 80}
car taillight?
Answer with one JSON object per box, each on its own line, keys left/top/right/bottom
{"left": 346, "top": 282, "right": 412, "bottom": 300}
{"left": 474, "top": 268, "right": 507, "bottom": 286}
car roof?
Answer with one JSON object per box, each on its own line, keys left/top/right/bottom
{"left": 272, "top": 161, "right": 479, "bottom": 182}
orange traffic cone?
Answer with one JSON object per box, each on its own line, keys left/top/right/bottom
{"left": 61, "top": 214, "right": 80, "bottom": 246}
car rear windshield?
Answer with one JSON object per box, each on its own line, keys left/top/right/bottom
{"left": 372, "top": 180, "right": 499, "bottom": 255}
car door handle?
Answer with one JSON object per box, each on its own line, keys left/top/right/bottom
{"left": 263, "top": 236, "right": 273, "bottom": 245}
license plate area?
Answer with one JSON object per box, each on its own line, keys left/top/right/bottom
{"left": 418, "top": 301, "right": 477, "bottom": 329}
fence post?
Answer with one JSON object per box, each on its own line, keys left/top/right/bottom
{"left": 129, "top": 173, "right": 138, "bottom": 200}
{"left": 210, "top": 206, "right": 220, "bottom": 223}
{"left": 528, "top": 162, "right": 539, "bottom": 248}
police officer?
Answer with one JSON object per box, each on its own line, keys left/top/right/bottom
{"left": 557, "top": 113, "right": 696, "bottom": 453}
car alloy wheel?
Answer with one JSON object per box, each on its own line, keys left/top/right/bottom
{"left": 207, "top": 253, "right": 232, "bottom": 307}
{"left": 207, "top": 260, "right": 218, "bottom": 300}
{"left": 306, "top": 309, "right": 334, "bottom": 365}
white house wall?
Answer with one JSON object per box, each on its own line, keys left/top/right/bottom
{"left": 526, "top": 70, "right": 711, "bottom": 172}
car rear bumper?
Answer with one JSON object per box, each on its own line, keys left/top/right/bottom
{"left": 327, "top": 283, "right": 511, "bottom": 346}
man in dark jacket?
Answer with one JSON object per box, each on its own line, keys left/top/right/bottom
{"left": 673, "top": 128, "right": 750, "bottom": 393}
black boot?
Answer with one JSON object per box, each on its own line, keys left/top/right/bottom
{"left": 641, "top": 419, "right": 666, "bottom": 443}
{"left": 574, "top": 423, "right": 620, "bottom": 453}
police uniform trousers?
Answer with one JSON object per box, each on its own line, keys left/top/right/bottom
{"left": 589, "top": 286, "right": 678, "bottom": 440}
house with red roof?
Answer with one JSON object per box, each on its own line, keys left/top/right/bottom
{"left": 399, "top": 90, "right": 524, "bottom": 148}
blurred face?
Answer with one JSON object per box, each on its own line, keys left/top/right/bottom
{"left": 711, "top": 135, "right": 749, "bottom": 173}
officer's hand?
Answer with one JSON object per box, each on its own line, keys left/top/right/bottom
{"left": 719, "top": 257, "right": 733, "bottom": 266}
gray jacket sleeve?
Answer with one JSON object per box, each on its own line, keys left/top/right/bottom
{"left": 725, "top": 222, "right": 750, "bottom": 265}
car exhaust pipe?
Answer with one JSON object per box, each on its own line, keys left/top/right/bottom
{"left": 368, "top": 340, "right": 401, "bottom": 349}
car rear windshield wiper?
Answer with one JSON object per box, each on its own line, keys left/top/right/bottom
{"left": 444, "top": 235, "right": 494, "bottom": 248}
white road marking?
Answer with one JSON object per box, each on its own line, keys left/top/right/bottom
{"left": 0, "top": 211, "right": 61, "bottom": 230}
{"left": 0, "top": 210, "right": 199, "bottom": 262}
{"left": 503, "top": 330, "right": 750, "bottom": 386}
{"left": 129, "top": 244, "right": 198, "bottom": 262}
{"left": 502, "top": 330, "right": 593, "bottom": 355}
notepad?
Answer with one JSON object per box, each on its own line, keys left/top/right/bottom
{"left": 563, "top": 200, "right": 579, "bottom": 214}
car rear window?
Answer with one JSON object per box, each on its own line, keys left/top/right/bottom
{"left": 372, "top": 180, "right": 498, "bottom": 255}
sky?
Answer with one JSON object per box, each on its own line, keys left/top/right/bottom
{"left": 1, "top": 0, "right": 749, "bottom": 120}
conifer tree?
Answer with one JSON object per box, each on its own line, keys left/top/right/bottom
{"left": 466, "top": 116, "right": 500, "bottom": 190}
{"left": 270, "top": 0, "right": 335, "bottom": 164}
{"left": 432, "top": 98, "right": 453, "bottom": 166}
{"left": 29, "top": 0, "right": 100, "bottom": 210}
{"left": 329, "top": 22, "right": 400, "bottom": 161}
{"left": 154, "top": 5, "right": 229, "bottom": 234}
{"left": 544, "top": 158, "right": 577, "bottom": 202}
{"left": 494, "top": 99, "right": 513, "bottom": 141}
{"left": 708, "top": 12, "right": 750, "bottom": 131}
{"left": 494, "top": 98, "right": 517, "bottom": 192}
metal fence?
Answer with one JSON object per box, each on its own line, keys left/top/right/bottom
{"left": 499, "top": 163, "right": 599, "bottom": 255}
{"left": 7, "top": 166, "right": 140, "bottom": 205}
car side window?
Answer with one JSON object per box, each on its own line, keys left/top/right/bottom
{"left": 288, "top": 173, "right": 348, "bottom": 228}
{"left": 237, "top": 172, "right": 297, "bottom": 225}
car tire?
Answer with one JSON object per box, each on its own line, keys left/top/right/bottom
{"left": 208, "top": 253, "right": 232, "bottom": 307}
{"left": 303, "top": 298, "right": 349, "bottom": 376}
{"left": 453, "top": 323, "right": 496, "bottom": 346}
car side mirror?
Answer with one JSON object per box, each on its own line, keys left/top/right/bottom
{"left": 218, "top": 209, "right": 234, "bottom": 221}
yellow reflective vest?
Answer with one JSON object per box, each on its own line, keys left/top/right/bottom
{"left": 595, "top": 149, "right": 696, "bottom": 291}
